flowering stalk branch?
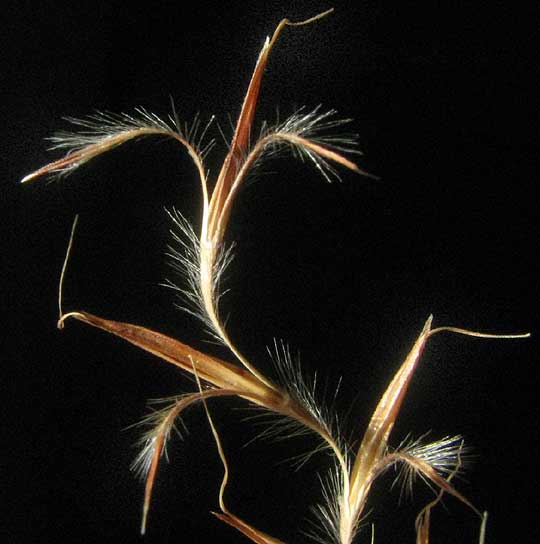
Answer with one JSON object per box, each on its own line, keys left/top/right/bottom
{"left": 23, "top": 8, "right": 529, "bottom": 543}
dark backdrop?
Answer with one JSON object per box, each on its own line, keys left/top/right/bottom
{"left": 3, "top": 1, "right": 538, "bottom": 543}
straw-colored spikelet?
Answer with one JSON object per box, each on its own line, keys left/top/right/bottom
{"left": 23, "top": 9, "right": 528, "bottom": 543}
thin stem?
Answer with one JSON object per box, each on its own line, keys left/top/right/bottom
{"left": 58, "top": 214, "right": 79, "bottom": 326}
{"left": 429, "top": 326, "right": 530, "bottom": 339}
{"left": 191, "top": 356, "right": 230, "bottom": 515}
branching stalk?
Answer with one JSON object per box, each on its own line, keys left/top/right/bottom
{"left": 23, "top": 8, "right": 529, "bottom": 544}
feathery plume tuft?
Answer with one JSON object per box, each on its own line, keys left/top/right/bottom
{"left": 393, "top": 435, "right": 467, "bottom": 499}
{"left": 21, "top": 108, "right": 212, "bottom": 188}
{"left": 164, "top": 208, "right": 235, "bottom": 343}
{"left": 270, "top": 339, "right": 341, "bottom": 452}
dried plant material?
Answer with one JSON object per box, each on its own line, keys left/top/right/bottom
{"left": 23, "top": 8, "right": 529, "bottom": 543}
{"left": 413, "top": 445, "right": 463, "bottom": 544}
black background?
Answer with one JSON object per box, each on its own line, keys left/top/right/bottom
{"left": 3, "top": 1, "right": 538, "bottom": 543}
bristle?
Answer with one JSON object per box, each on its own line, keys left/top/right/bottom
{"left": 306, "top": 464, "right": 349, "bottom": 544}
{"left": 269, "top": 339, "right": 342, "bottom": 451}
{"left": 246, "top": 106, "right": 367, "bottom": 183}
{"left": 48, "top": 108, "right": 173, "bottom": 149}
{"left": 48, "top": 107, "right": 214, "bottom": 153}
{"left": 164, "top": 208, "right": 235, "bottom": 343}
{"left": 404, "top": 435, "right": 466, "bottom": 476}
{"left": 22, "top": 106, "right": 213, "bottom": 183}
{"left": 391, "top": 435, "right": 466, "bottom": 499}
{"left": 130, "top": 396, "right": 188, "bottom": 479}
